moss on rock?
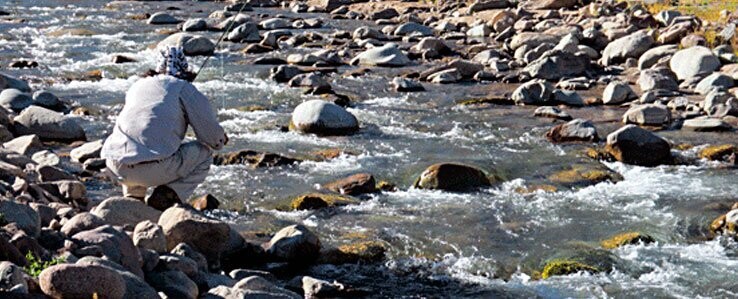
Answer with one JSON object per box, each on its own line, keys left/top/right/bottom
{"left": 548, "top": 163, "right": 623, "bottom": 188}
{"left": 290, "top": 193, "right": 359, "bottom": 210}
{"left": 541, "top": 259, "right": 600, "bottom": 279}
{"left": 698, "top": 144, "right": 736, "bottom": 161}
{"left": 600, "top": 232, "right": 655, "bottom": 249}
{"left": 318, "top": 241, "right": 388, "bottom": 264}
{"left": 584, "top": 147, "right": 614, "bottom": 161}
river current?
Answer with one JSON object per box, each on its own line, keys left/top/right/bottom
{"left": 2, "top": 1, "right": 738, "bottom": 297}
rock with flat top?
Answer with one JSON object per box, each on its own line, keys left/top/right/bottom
{"left": 13, "top": 106, "right": 86, "bottom": 142}
{"left": 290, "top": 100, "right": 359, "bottom": 136}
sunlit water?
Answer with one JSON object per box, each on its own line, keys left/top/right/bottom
{"left": 2, "top": 1, "right": 738, "bottom": 297}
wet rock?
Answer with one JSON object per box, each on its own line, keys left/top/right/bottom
{"left": 13, "top": 106, "right": 86, "bottom": 142}
{"left": 32, "top": 90, "right": 65, "bottom": 111}
{"left": 600, "top": 232, "right": 655, "bottom": 249}
{"left": 638, "top": 67, "right": 679, "bottom": 92}
{"left": 512, "top": 80, "right": 554, "bottom": 105}
{"left": 147, "top": 270, "right": 198, "bottom": 299}
{"left": 0, "top": 89, "right": 32, "bottom": 113}
{"left": 350, "top": 43, "right": 411, "bottom": 67}
{"left": 72, "top": 225, "right": 143, "bottom": 276}
{"left": 552, "top": 90, "right": 585, "bottom": 106}
{"left": 270, "top": 65, "right": 301, "bottom": 83}
{"left": 601, "top": 31, "right": 654, "bottom": 66}
{"left": 695, "top": 73, "right": 734, "bottom": 95}
{"left": 261, "top": 29, "right": 291, "bottom": 48}
{"left": 290, "top": 193, "right": 358, "bottom": 211}
{"left": 391, "top": 77, "right": 424, "bottom": 92}
{"left": 91, "top": 197, "right": 162, "bottom": 227}
{"left": 703, "top": 89, "right": 736, "bottom": 115}
{"left": 158, "top": 33, "right": 215, "bottom": 56}
{"left": 182, "top": 18, "right": 207, "bottom": 32}
{"left": 37, "top": 165, "right": 75, "bottom": 182}
{"left": 0, "top": 199, "right": 40, "bottom": 237}
{"left": 190, "top": 194, "right": 220, "bottom": 211}
{"left": 39, "top": 264, "right": 126, "bottom": 299}
{"left": 288, "top": 73, "right": 332, "bottom": 94}
{"left": 394, "top": 22, "right": 433, "bottom": 37}
{"left": 303, "top": 276, "right": 345, "bottom": 298}
{"left": 670, "top": 46, "right": 721, "bottom": 81}
{"left": 602, "top": 81, "right": 636, "bottom": 105}
{"left": 111, "top": 54, "right": 136, "bottom": 64}
{"left": 545, "top": 119, "right": 598, "bottom": 143}
{"left": 265, "top": 224, "right": 321, "bottom": 264}
{"left": 525, "top": 51, "right": 589, "bottom": 80}
{"left": 413, "top": 163, "right": 493, "bottom": 191}
{"left": 541, "top": 259, "right": 600, "bottom": 279}
{"left": 213, "top": 150, "right": 300, "bottom": 168}
{"left": 698, "top": 144, "right": 736, "bottom": 161}
{"left": 226, "top": 22, "right": 260, "bottom": 43}
{"left": 158, "top": 205, "right": 230, "bottom": 267}
{"left": 548, "top": 162, "right": 622, "bottom": 188}
{"left": 682, "top": 117, "right": 732, "bottom": 132}
{"left": 352, "top": 26, "right": 387, "bottom": 40}
{"left": 3, "top": 135, "right": 42, "bottom": 156}
{"left": 70, "top": 139, "right": 103, "bottom": 163}
{"left": 605, "top": 125, "right": 671, "bottom": 166}
{"left": 0, "top": 73, "right": 31, "bottom": 92}
{"left": 133, "top": 220, "right": 167, "bottom": 253}
{"left": 260, "top": 18, "right": 291, "bottom": 30}
{"left": 622, "top": 104, "right": 671, "bottom": 126}
{"left": 8, "top": 60, "right": 37, "bottom": 70}
{"left": 534, "top": 106, "right": 571, "bottom": 120}
{"left": 60, "top": 212, "right": 105, "bottom": 236}
{"left": 148, "top": 12, "right": 179, "bottom": 25}
{"left": 319, "top": 240, "right": 387, "bottom": 264}
{"left": 289, "top": 100, "right": 359, "bottom": 136}
{"left": 321, "top": 173, "right": 377, "bottom": 196}
{"left": 412, "top": 37, "right": 451, "bottom": 57}
{"left": 427, "top": 69, "right": 461, "bottom": 84}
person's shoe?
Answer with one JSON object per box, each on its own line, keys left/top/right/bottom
{"left": 146, "top": 185, "right": 181, "bottom": 211}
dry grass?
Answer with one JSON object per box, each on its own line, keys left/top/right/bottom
{"left": 634, "top": 0, "right": 738, "bottom": 48}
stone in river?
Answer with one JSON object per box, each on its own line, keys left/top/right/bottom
{"left": 350, "top": 43, "right": 411, "bottom": 67}
{"left": 0, "top": 88, "right": 32, "bottom": 112}
{"left": 601, "top": 31, "right": 654, "bottom": 66}
{"left": 148, "top": 12, "right": 180, "bottom": 25}
{"left": 605, "top": 124, "right": 672, "bottom": 166}
{"left": 289, "top": 100, "right": 359, "bottom": 136}
{"left": 512, "top": 80, "right": 554, "bottom": 105}
{"left": 682, "top": 117, "right": 732, "bottom": 132}
{"left": 602, "top": 81, "right": 637, "bottom": 105}
{"left": 264, "top": 224, "right": 321, "bottom": 263}
{"left": 158, "top": 33, "right": 215, "bottom": 56}
{"left": 413, "top": 163, "right": 493, "bottom": 192}
{"left": 546, "top": 119, "right": 599, "bottom": 143}
{"left": 622, "top": 104, "right": 671, "bottom": 126}
{"left": 534, "top": 106, "right": 572, "bottom": 120}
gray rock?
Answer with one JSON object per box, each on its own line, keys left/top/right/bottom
{"left": 3, "top": 135, "right": 42, "bottom": 156}
{"left": 265, "top": 224, "right": 321, "bottom": 263}
{"left": 13, "top": 106, "right": 86, "bottom": 142}
{"left": 638, "top": 45, "right": 678, "bottom": 70}
{"left": 468, "top": 0, "right": 511, "bottom": 13}
{"left": 158, "top": 33, "right": 215, "bottom": 56}
{"left": 670, "top": 46, "right": 722, "bottom": 80}
{"left": 703, "top": 89, "right": 736, "bottom": 114}
{"left": 290, "top": 100, "right": 359, "bottom": 135}
{"left": 545, "top": 118, "right": 598, "bottom": 143}
{"left": 288, "top": 73, "right": 332, "bottom": 94}
{"left": 392, "top": 77, "right": 424, "bottom": 92}
{"left": 638, "top": 67, "right": 679, "bottom": 92}
{"left": 270, "top": 65, "right": 301, "bottom": 83}
{"left": 147, "top": 270, "right": 198, "bottom": 299}
{"left": 91, "top": 197, "right": 162, "bottom": 227}
{"left": 0, "top": 261, "right": 27, "bottom": 293}
{"left": 55, "top": 180, "right": 86, "bottom": 202}
{"left": 534, "top": 106, "right": 571, "bottom": 120}
{"left": 39, "top": 264, "right": 126, "bottom": 299}
{"left": 352, "top": 26, "right": 387, "bottom": 40}
{"left": 133, "top": 220, "right": 167, "bottom": 253}
{"left": 466, "top": 24, "right": 492, "bottom": 38}
{"left": 157, "top": 254, "right": 198, "bottom": 278}
{"left": 350, "top": 43, "right": 410, "bottom": 67}
{"left": 72, "top": 225, "right": 143, "bottom": 277}
{"left": 31, "top": 150, "right": 60, "bottom": 167}
{"left": 60, "top": 213, "right": 106, "bottom": 237}
{"left": 603, "top": 81, "right": 637, "bottom": 105}
{"left": 695, "top": 73, "right": 734, "bottom": 95}
{"left": 32, "top": 90, "right": 64, "bottom": 111}
{"left": 183, "top": 18, "right": 208, "bottom": 32}
{"left": 553, "top": 90, "right": 585, "bottom": 106}
{"left": 512, "top": 80, "right": 554, "bottom": 105}
{"left": 0, "top": 199, "right": 40, "bottom": 237}
{"left": 171, "top": 243, "right": 208, "bottom": 272}
{"left": 394, "top": 22, "right": 433, "bottom": 37}
{"left": 70, "top": 139, "right": 103, "bottom": 163}
{"left": 148, "top": 12, "right": 180, "bottom": 25}
{"left": 227, "top": 22, "right": 260, "bottom": 43}
{"left": 427, "top": 69, "right": 461, "bottom": 84}
{"left": 601, "top": 31, "right": 654, "bottom": 66}
{"left": 261, "top": 29, "right": 291, "bottom": 48}
{"left": 412, "top": 37, "right": 451, "bottom": 55}
{"left": 605, "top": 125, "right": 671, "bottom": 166}
{"left": 37, "top": 165, "right": 75, "bottom": 182}
{"left": 233, "top": 275, "right": 300, "bottom": 298}
{"left": 0, "top": 89, "right": 32, "bottom": 113}
{"left": 0, "top": 73, "right": 31, "bottom": 92}
{"left": 525, "top": 50, "right": 589, "bottom": 80}
{"left": 260, "top": 18, "right": 291, "bottom": 30}
{"left": 302, "top": 276, "right": 345, "bottom": 298}
{"left": 682, "top": 117, "right": 732, "bottom": 131}
{"left": 510, "top": 32, "right": 559, "bottom": 50}
{"left": 158, "top": 205, "right": 230, "bottom": 268}
{"left": 623, "top": 104, "right": 672, "bottom": 126}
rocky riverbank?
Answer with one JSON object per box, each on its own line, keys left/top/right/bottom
{"left": 0, "top": 0, "right": 738, "bottom": 297}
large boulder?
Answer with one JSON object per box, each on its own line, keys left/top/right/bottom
{"left": 0, "top": 89, "right": 32, "bottom": 112}
{"left": 60, "top": 212, "right": 106, "bottom": 236}
{"left": 91, "top": 197, "right": 162, "bottom": 226}
{"left": 638, "top": 67, "right": 679, "bottom": 91}
{"left": 264, "top": 224, "right": 321, "bottom": 263}
{"left": 0, "top": 199, "right": 40, "bottom": 237}
{"left": 545, "top": 119, "right": 598, "bottom": 143}
{"left": 158, "top": 205, "right": 230, "bottom": 267}
{"left": 226, "top": 22, "right": 260, "bottom": 43}
{"left": 605, "top": 125, "right": 672, "bottom": 166}
{"left": 147, "top": 270, "right": 198, "bottom": 299}
{"left": 39, "top": 264, "right": 126, "bottom": 299}
{"left": 350, "top": 43, "right": 411, "bottom": 67}
{"left": 0, "top": 73, "right": 31, "bottom": 92}
{"left": 321, "top": 173, "right": 377, "bottom": 195}
{"left": 75, "top": 256, "right": 159, "bottom": 299}
{"left": 669, "top": 46, "right": 721, "bottom": 80}
{"left": 158, "top": 33, "right": 215, "bottom": 56}
{"left": 638, "top": 45, "right": 678, "bottom": 70}
{"left": 72, "top": 225, "right": 144, "bottom": 277}
{"left": 290, "top": 100, "right": 359, "bottom": 136}
{"left": 512, "top": 80, "right": 554, "bottom": 105}
{"left": 622, "top": 104, "right": 671, "bottom": 126}
{"left": 510, "top": 32, "right": 559, "bottom": 50}
{"left": 524, "top": 50, "right": 589, "bottom": 80}
{"left": 601, "top": 31, "right": 654, "bottom": 66}
{"left": 413, "top": 163, "right": 493, "bottom": 191}
{"left": 13, "top": 106, "right": 86, "bottom": 142}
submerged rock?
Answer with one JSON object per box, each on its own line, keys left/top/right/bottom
{"left": 548, "top": 163, "right": 622, "bottom": 188}
{"left": 414, "top": 163, "right": 494, "bottom": 192}
{"left": 605, "top": 125, "right": 672, "bottom": 166}
{"left": 541, "top": 259, "right": 600, "bottom": 279}
{"left": 290, "top": 100, "right": 359, "bottom": 136}
{"left": 321, "top": 173, "right": 377, "bottom": 196}
{"left": 698, "top": 144, "right": 736, "bottom": 161}
{"left": 600, "top": 232, "right": 655, "bottom": 249}
{"left": 290, "top": 193, "right": 359, "bottom": 210}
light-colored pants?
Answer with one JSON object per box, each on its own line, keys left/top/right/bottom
{"left": 106, "top": 141, "right": 213, "bottom": 200}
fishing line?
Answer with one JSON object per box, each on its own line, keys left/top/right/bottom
{"left": 193, "top": 1, "right": 249, "bottom": 81}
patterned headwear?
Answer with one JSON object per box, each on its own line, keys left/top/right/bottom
{"left": 156, "top": 47, "right": 189, "bottom": 79}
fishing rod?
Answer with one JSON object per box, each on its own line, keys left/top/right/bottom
{"left": 193, "top": 2, "right": 250, "bottom": 81}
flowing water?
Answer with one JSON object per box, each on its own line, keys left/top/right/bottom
{"left": 2, "top": 1, "right": 738, "bottom": 297}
